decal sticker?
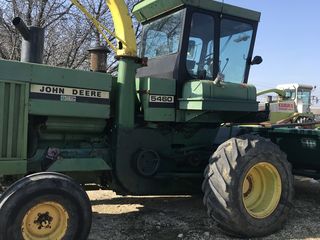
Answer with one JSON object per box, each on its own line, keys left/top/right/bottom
{"left": 149, "top": 95, "right": 175, "bottom": 108}
{"left": 278, "top": 102, "right": 295, "bottom": 111}
{"left": 30, "top": 84, "right": 109, "bottom": 104}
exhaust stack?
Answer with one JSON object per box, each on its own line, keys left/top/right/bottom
{"left": 12, "top": 17, "right": 44, "bottom": 64}
{"left": 88, "top": 46, "right": 110, "bottom": 73}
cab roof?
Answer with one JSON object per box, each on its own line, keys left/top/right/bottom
{"left": 132, "top": 0, "right": 261, "bottom": 23}
{"left": 277, "top": 83, "right": 314, "bottom": 90}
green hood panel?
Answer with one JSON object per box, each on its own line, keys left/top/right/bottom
{"left": 181, "top": 80, "right": 257, "bottom": 100}
{"left": 179, "top": 80, "right": 258, "bottom": 112}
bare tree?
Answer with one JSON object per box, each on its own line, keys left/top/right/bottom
{"left": 0, "top": 0, "right": 141, "bottom": 71}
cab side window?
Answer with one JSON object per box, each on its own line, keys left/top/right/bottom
{"left": 186, "top": 13, "right": 215, "bottom": 79}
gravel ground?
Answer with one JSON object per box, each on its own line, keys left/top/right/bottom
{"left": 87, "top": 177, "right": 320, "bottom": 240}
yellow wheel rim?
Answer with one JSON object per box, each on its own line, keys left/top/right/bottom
{"left": 242, "top": 162, "right": 282, "bottom": 219}
{"left": 21, "top": 201, "right": 69, "bottom": 240}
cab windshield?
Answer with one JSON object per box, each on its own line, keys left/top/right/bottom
{"left": 185, "top": 15, "right": 254, "bottom": 82}
{"left": 141, "top": 10, "right": 183, "bottom": 59}
{"left": 220, "top": 19, "right": 253, "bottom": 83}
{"left": 297, "top": 88, "right": 311, "bottom": 105}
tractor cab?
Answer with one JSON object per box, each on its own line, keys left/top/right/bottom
{"left": 258, "top": 83, "right": 314, "bottom": 123}
{"left": 133, "top": 0, "right": 263, "bottom": 123}
{"left": 277, "top": 83, "right": 313, "bottom": 113}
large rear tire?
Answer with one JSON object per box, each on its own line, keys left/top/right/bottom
{"left": 202, "top": 134, "right": 294, "bottom": 237}
{"left": 0, "top": 172, "right": 92, "bottom": 240}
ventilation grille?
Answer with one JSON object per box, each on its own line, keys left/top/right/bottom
{"left": 0, "top": 81, "right": 28, "bottom": 159}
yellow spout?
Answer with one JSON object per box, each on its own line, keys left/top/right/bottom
{"left": 106, "top": 0, "right": 137, "bottom": 57}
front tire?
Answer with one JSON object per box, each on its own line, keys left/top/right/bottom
{"left": 0, "top": 172, "right": 92, "bottom": 240}
{"left": 202, "top": 134, "right": 294, "bottom": 237}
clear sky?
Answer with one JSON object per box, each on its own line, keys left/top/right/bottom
{"left": 224, "top": 0, "right": 320, "bottom": 106}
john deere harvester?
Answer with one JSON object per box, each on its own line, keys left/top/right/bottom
{"left": 0, "top": 0, "right": 319, "bottom": 239}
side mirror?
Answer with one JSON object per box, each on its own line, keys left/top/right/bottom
{"left": 251, "top": 56, "right": 263, "bottom": 65}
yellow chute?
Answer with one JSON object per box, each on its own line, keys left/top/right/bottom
{"left": 70, "top": 0, "right": 137, "bottom": 57}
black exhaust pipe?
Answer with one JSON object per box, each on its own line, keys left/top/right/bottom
{"left": 12, "top": 17, "right": 44, "bottom": 64}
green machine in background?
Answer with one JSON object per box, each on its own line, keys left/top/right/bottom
{"left": 258, "top": 83, "right": 315, "bottom": 124}
{"left": 0, "top": 0, "right": 319, "bottom": 239}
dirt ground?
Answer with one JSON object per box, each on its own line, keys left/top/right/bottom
{"left": 87, "top": 177, "right": 320, "bottom": 240}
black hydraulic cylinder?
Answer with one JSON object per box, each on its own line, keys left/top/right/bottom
{"left": 12, "top": 17, "right": 44, "bottom": 64}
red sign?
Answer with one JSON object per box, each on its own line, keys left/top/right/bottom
{"left": 278, "top": 102, "right": 294, "bottom": 111}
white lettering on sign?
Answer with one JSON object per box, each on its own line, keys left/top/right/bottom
{"left": 30, "top": 84, "right": 109, "bottom": 99}
{"left": 278, "top": 102, "right": 294, "bottom": 111}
